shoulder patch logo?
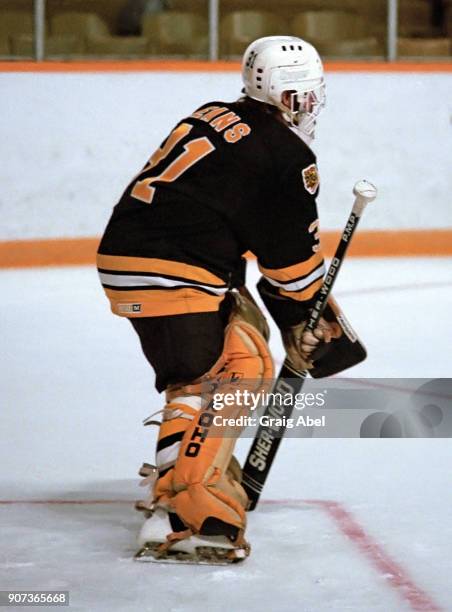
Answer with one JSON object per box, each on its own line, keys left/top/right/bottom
{"left": 302, "top": 163, "right": 320, "bottom": 195}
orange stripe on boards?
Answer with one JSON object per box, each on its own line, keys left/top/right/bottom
{"left": 320, "top": 229, "right": 452, "bottom": 257}
{"left": 0, "top": 229, "right": 451, "bottom": 270}
{"left": 325, "top": 61, "right": 452, "bottom": 73}
{"left": 1, "top": 60, "right": 451, "bottom": 73}
{"left": 0, "top": 60, "right": 241, "bottom": 73}
{"left": 0, "top": 237, "right": 99, "bottom": 268}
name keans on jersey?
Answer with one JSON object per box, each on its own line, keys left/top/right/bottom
{"left": 190, "top": 105, "right": 251, "bottom": 144}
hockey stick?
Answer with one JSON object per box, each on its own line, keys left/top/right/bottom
{"left": 242, "top": 180, "right": 378, "bottom": 510}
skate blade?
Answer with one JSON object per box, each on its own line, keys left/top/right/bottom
{"left": 134, "top": 541, "right": 248, "bottom": 566}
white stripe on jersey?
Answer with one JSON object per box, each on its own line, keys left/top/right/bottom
{"left": 99, "top": 272, "right": 228, "bottom": 295}
{"left": 263, "top": 263, "right": 325, "bottom": 292}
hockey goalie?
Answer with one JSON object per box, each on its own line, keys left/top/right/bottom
{"left": 97, "top": 36, "right": 366, "bottom": 564}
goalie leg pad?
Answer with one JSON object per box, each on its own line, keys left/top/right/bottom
{"left": 153, "top": 309, "right": 273, "bottom": 541}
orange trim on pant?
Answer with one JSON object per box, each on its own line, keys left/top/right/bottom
{"left": 1, "top": 229, "right": 452, "bottom": 270}
{"left": 104, "top": 287, "right": 223, "bottom": 317}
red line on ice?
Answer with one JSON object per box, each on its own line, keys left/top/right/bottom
{"left": 0, "top": 497, "right": 442, "bottom": 611}
{"left": 306, "top": 499, "right": 442, "bottom": 612}
{"left": 0, "top": 499, "right": 129, "bottom": 504}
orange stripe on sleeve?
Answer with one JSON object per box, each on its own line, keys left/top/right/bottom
{"left": 279, "top": 277, "right": 324, "bottom": 302}
{"left": 258, "top": 251, "right": 324, "bottom": 283}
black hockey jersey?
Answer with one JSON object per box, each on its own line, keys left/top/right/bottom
{"left": 97, "top": 98, "right": 325, "bottom": 328}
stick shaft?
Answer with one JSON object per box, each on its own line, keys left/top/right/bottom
{"left": 306, "top": 203, "right": 364, "bottom": 333}
{"left": 242, "top": 198, "right": 368, "bottom": 510}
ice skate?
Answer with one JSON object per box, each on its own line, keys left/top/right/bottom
{"left": 135, "top": 506, "right": 250, "bottom": 565}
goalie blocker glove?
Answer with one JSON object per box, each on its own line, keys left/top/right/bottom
{"left": 257, "top": 277, "right": 366, "bottom": 377}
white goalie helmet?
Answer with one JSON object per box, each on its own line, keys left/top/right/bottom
{"left": 242, "top": 36, "right": 326, "bottom": 142}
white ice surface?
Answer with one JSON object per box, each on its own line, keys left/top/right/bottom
{"left": 1, "top": 259, "right": 451, "bottom": 611}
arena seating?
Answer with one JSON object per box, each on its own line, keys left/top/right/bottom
{"left": 170, "top": 0, "right": 208, "bottom": 13}
{"left": 85, "top": 33, "right": 147, "bottom": 57}
{"left": 220, "top": 10, "right": 287, "bottom": 57}
{"left": 445, "top": 1, "right": 452, "bottom": 36}
{"left": 10, "top": 33, "right": 84, "bottom": 57}
{"left": 0, "top": 38, "right": 9, "bottom": 56}
{"left": 0, "top": 9, "right": 34, "bottom": 34}
{"left": 1, "top": 0, "right": 451, "bottom": 59}
{"left": 291, "top": 11, "right": 380, "bottom": 57}
{"left": 398, "top": 37, "right": 450, "bottom": 56}
{"left": 52, "top": 12, "right": 110, "bottom": 39}
{"left": 46, "top": 0, "right": 125, "bottom": 34}
{"left": 398, "top": 0, "right": 434, "bottom": 37}
{"left": 142, "top": 11, "right": 208, "bottom": 56}
{"left": 0, "top": 10, "right": 33, "bottom": 55}
{"left": 51, "top": 11, "right": 146, "bottom": 56}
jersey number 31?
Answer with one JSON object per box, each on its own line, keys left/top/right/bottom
{"left": 130, "top": 123, "right": 215, "bottom": 205}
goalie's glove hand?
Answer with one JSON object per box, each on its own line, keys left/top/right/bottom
{"left": 282, "top": 317, "right": 337, "bottom": 372}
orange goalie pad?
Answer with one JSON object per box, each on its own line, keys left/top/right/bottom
{"left": 154, "top": 312, "right": 274, "bottom": 538}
